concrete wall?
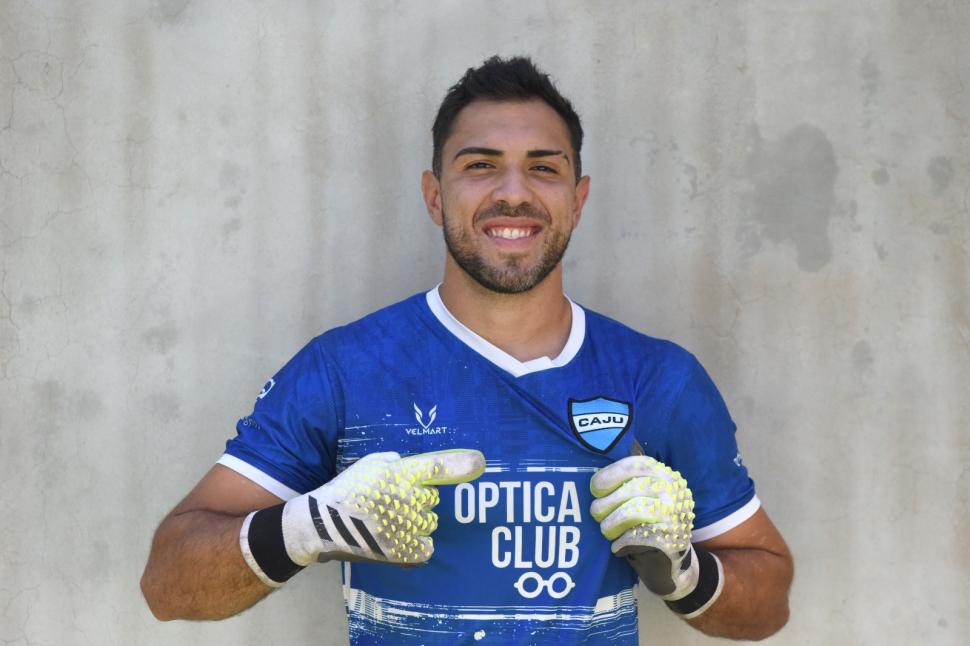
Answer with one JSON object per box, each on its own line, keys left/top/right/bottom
{"left": 1, "top": 1, "right": 967, "bottom": 644}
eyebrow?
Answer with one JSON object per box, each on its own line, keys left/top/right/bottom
{"left": 453, "top": 147, "right": 569, "bottom": 162}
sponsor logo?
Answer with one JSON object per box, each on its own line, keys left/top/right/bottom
{"left": 455, "top": 480, "right": 583, "bottom": 600}
{"left": 734, "top": 451, "right": 743, "bottom": 467}
{"left": 568, "top": 396, "right": 632, "bottom": 453}
{"left": 414, "top": 403, "right": 437, "bottom": 430}
{"left": 405, "top": 403, "right": 449, "bottom": 436}
{"left": 256, "top": 378, "right": 275, "bottom": 400}
{"left": 514, "top": 571, "right": 576, "bottom": 599}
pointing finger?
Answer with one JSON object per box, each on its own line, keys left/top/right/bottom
{"left": 399, "top": 449, "right": 486, "bottom": 486}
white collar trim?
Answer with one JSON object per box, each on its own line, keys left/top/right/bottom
{"left": 425, "top": 285, "right": 586, "bottom": 378}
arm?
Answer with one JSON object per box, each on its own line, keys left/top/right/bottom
{"left": 142, "top": 450, "right": 486, "bottom": 621}
{"left": 687, "top": 507, "right": 793, "bottom": 640}
{"left": 140, "top": 464, "right": 283, "bottom": 621}
{"left": 590, "top": 457, "right": 793, "bottom": 641}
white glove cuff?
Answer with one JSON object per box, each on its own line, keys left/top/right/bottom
{"left": 659, "top": 544, "right": 701, "bottom": 601}
{"left": 239, "top": 502, "right": 308, "bottom": 587}
{"left": 663, "top": 545, "right": 724, "bottom": 619}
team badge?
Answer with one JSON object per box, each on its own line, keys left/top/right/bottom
{"left": 568, "top": 397, "right": 632, "bottom": 453}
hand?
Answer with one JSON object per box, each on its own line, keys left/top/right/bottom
{"left": 590, "top": 456, "right": 697, "bottom": 597}
{"left": 242, "top": 449, "right": 486, "bottom": 586}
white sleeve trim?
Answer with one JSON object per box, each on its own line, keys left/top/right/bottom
{"left": 691, "top": 495, "right": 761, "bottom": 542}
{"left": 217, "top": 454, "right": 302, "bottom": 500}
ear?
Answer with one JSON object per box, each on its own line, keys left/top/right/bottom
{"left": 571, "top": 175, "right": 591, "bottom": 228}
{"left": 421, "top": 170, "right": 443, "bottom": 226}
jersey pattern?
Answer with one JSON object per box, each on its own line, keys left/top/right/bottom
{"left": 222, "top": 289, "right": 757, "bottom": 645}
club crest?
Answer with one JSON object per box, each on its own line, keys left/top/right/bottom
{"left": 568, "top": 397, "right": 632, "bottom": 453}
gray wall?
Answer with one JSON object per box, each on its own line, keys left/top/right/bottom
{"left": 1, "top": 1, "right": 967, "bottom": 644}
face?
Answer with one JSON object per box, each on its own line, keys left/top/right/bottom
{"left": 422, "top": 100, "right": 590, "bottom": 294}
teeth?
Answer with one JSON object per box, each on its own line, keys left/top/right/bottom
{"left": 488, "top": 227, "right": 532, "bottom": 240}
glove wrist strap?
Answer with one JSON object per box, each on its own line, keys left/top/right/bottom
{"left": 240, "top": 503, "right": 306, "bottom": 588}
{"left": 663, "top": 545, "right": 724, "bottom": 619}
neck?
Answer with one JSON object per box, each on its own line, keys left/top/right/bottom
{"left": 438, "top": 258, "right": 573, "bottom": 362}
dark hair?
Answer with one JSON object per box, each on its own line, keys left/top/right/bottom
{"left": 431, "top": 56, "right": 584, "bottom": 180}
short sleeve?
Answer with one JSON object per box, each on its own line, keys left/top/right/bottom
{"left": 219, "top": 339, "right": 342, "bottom": 499}
{"left": 656, "top": 355, "right": 759, "bottom": 541}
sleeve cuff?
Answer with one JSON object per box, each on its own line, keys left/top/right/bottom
{"left": 691, "top": 494, "right": 761, "bottom": 542}
{"left": 217, "top": 454, "right": 302, "bottom": 500}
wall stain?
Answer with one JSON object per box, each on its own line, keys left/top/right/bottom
{"left": 929, "top": 222, "right": 949, "bottom": 236}
{"left": 222, "top": 217, "right": 242, "bottom": 237}
{"left": 74, "top": 389, "right": 104, "bottom": 421}
{"left": 219, "top": 161, "right": 247, "bottom": 208}
{"left": 219, "top": 161, "right": 243, "bottom": 190}
{"left": 33, "top": 379, "right": 65, "bottom": 412}
{"left": 152, "top": 0, "right": 193, "bottom": 26}
{"left": 871, "top": 166, "right": 889, "bottom": 185}
{"left": 860, "top": 52, "right": 880, "bottom": 106}
{"left": 683, "top": 164, "right": 699, "bottom": 200}
{"left": 146, "top": 392, "right": 182, "bottom": 424}
{"left": 957, "top": 467, "right": 970, "bottom": 578}
{"left": 852, "top": 340, "right": 874, "bottom": 372}
{"left": 740, "top": 124, "right": 839, "bottom": 272}
{"left": 874, "top": 242, "right": 888, "bottom": 261}
{"left": 143, "top": 323, "right": 180, "bottom": 354}
{"left": 31, "top": 381, "right": 103, "bottom": 423}
{"left": 927, "top": 156, "right": 954, "bottom": 195}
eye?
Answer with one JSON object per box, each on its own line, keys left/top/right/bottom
{"left": 531, "top": 164, "right": 558, "bottom": 174}
{"left": 465, "top": 161, "right": 494, "bottom": 170}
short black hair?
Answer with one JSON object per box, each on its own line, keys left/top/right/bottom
{"left": 431, "top": 56, "right": 584, "bottom": 180}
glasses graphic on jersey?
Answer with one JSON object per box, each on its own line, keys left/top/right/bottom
{"left": 513, "top": 571, "right": 576, "bottom": 599}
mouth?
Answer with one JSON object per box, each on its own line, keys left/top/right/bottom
{"left": 483, "top": 225, "right": 541, "bottom": 241}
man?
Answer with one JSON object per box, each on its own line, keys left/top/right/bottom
{"left": 141, "top": 56, "right": 793, "bottom": 644}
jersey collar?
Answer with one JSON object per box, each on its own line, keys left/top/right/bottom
{"left": 425, "top": 285, "right": 586, "bottom": 378}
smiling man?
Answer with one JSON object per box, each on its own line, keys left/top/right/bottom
{"left": 141, "top": 56, "right": 793, "bottom": 644}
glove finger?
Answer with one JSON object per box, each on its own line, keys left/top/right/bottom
{"left": 590, "top": 476, "right": 661, "bottom": 522}
{"left": 590, "top": 456, "right": 680, "bottom": 497}
{"left": 400, "top": 449, "right": 486, "bottom": 486}
{"left": 385, "top": 529, "right": 434, "bottom": 564}
{"left": 414, "top": 509, "right": 439, "bottom": 537}
{"left": 598, "top": 496, "right": 665, "bottom": 540}
{"left": 612, "top": 522, "right": 691, "bottom": 555}
{"left": 407, "top": 483, "right": 437, "bottom": 510}
{"left": 415, "top": 535, "right": 434, "bottom": 561}
{"left": 346, "top": 451, "right": 401, "bottom": 475}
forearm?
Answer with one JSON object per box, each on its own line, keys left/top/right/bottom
{"left": 141, "top": 509, "right": 272, "bottom": 621}
{"left": 685, "top": 547, "right": 793, "bottom": 640}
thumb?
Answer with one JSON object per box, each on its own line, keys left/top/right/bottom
{"left": 399, "top": 449, "right": 486, "bottom": 486}
{"left": 591, "top": 455, "right": 679, "bottom": 498}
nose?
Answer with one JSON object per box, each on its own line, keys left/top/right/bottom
{"left": 490, "top": 167, "right": 534, "bottom": 208}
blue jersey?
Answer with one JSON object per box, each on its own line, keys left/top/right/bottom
{"left": 220, "top": 288, "right": 758, "bottom": 645}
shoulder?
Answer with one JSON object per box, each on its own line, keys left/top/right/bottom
{"left": 580, "top": 304, "right": 699, "bottom": 376}
{"left": 309, "top": 292, "right": 428, "bottom": 355}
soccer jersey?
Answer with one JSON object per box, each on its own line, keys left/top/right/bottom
{"left": 220, "top": 288, "right": 759, "bottom": 645}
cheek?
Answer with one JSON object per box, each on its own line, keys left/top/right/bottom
{"left": 443, "top": 189, "right": 484, "bottom": 221}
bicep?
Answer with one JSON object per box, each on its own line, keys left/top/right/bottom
{"left": 695, "top": 507, "right": 791, "bottom": 561}
{"left": 169, "top": 464, "right": 285, "bottom": 518}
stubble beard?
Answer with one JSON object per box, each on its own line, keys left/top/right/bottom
{"left": 441, "top": 204, "right": 572, "bottom": 295}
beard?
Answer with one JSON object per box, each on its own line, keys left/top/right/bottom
{"left": 441, "top": 203, "right": 573, "bottom": 294}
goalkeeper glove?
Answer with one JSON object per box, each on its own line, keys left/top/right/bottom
{"left": 591, "top": 455, "right": 723, "bottom": 618}
{"left": 241, "top": 449, "right": 485, "bottom": 587}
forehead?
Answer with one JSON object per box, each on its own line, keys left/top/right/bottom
{"left": 444, "top": 99, "right": 572, "bottom": 153}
